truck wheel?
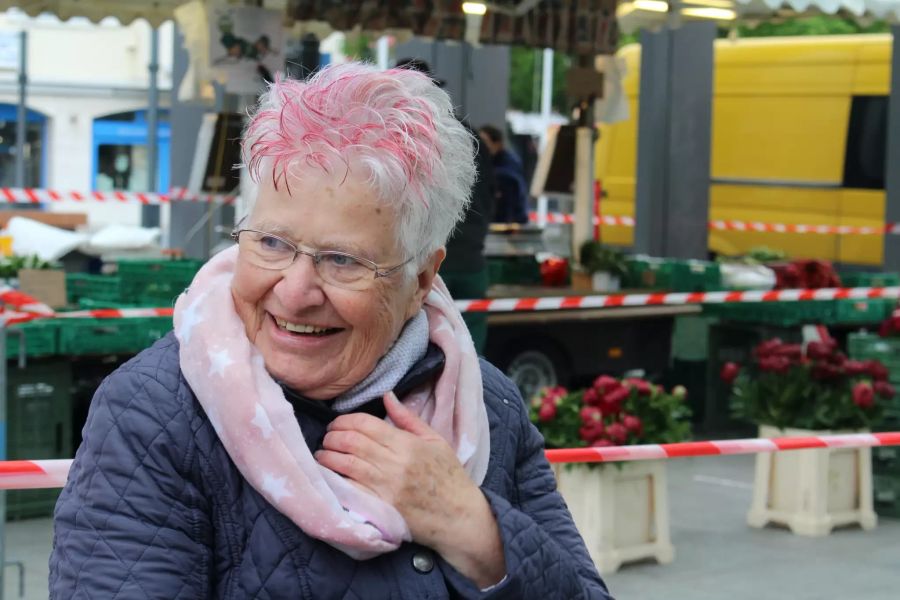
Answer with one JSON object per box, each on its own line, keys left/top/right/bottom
{"left": 500, "top": 345, "right": 569, "bottom": 403}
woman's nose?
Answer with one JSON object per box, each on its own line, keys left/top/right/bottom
{"left": 273, "top": 253, "right": 326, "bottom": 308}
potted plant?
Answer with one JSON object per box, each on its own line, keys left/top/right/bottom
{"left": 722, "top": 336, "right": 893, "bottom": 536}
{"left": 578, "top": 241, "right": 628, "bottom": 293}
{"left": 530, "top": 377, "right": 691, "bottom": 572}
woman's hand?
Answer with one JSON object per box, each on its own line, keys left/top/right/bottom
{"left": 315, "top": 392, "right": 505, "bottom": 588}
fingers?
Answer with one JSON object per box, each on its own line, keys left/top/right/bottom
{"left": 320, "top": 429, "right": 391, "bottom": 467}
{"left": 383, "top": 392, "right": 431, "bottom": 436}
{"left": 315, "top": 448, "right": 380, "bottom": 488}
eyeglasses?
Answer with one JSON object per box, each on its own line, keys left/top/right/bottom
{"left": 231, "top": 228, "right": 413, "bottom": 291}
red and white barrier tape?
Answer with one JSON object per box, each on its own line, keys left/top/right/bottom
{"left": 530, "top": 211, "right": 900, "bottom": 236}
{"left": 3, "top": 287, "right": 900, "bottom": 324}
{"left": 0, "top": 187, "right": 236, "bottom": 205}
{"left": 3, "top": 432, "right": 898, "bottom": 490}
{"left": 453, "top": 286, "right": 900, "bottom": 314}
{"left": 546, "top": 431, "right": 900, "bottom": 464}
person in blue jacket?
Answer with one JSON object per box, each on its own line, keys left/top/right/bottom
{"left": 49, "top": 62, "right": 613, "bottom": 600}
{"left": 478, "top": 124, "right": 530, "bottom": 224}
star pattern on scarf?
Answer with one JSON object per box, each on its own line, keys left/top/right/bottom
{"left": 177, "top": 293, "right": 206, "bottom": 343}
{"left": 262, "top": 472, "right": 292, "bottom": 502}
{"left": 250, "top": 403, "right": 274, "bottom": 439}
{"left": 208, "top": 348, "right": 234, "bottom": 377}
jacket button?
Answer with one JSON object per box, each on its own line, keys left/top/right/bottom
{"left": 412, "top": 550, "right": 434, "bottom": 574}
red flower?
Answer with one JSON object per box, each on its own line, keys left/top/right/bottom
{"left": 538, "top": 403, "right": 557, "bottom": 422}
{"left": 622, "top": 414, "right": 643, "bottom": 436}
{"left": 720, "top": 362, "right": 741, "bottom": 385}
{"left": 579, "top": 423, "right": 605, "bottom": 444}
{"left": 806, "top": 341, "right": 834, "bottom": 360}
{"left": 874, "top": 381, "right": 896, "bottom": 400}
{"left": 591, "top": 438, "right": 615, "bottom": 448}
{"left": 600, "top": 386, "right": 630, "bottom": 415}
{"left": 582, "top": 388, "right": 601, "bottom": 407}
{"left": 828, "top": 351, "right": 848, "bottom": 367}
{"left": 866, "top": 360, "right": 889, "bottom": 382}
{"left": 593, "top": 375, "right": 620, "bottom": 395}
{"left": 852, "top": 382, "right": 875, "bottom": 410}
{"left": 754, "top": 338, "right": 783, "bottom": 359}
{"left": 625, "top": 378, "right": 652, "bottom": 396}
{"left": 759, "top": 356, "right": 791, "bottom": 374}
{"left": 580, "top": 406, "right": 603, "bottom": 425}
{"left": 775, "top": 344, "right": 803, "bottom": 361}
{"left": 844, "top": 360, "right": 869, "bottom": 376}
{"left": 811, "top": 362, "right": 842, "bottom": 380}
{"left": 606, "top": 422, "right": 628, "bottom": 445}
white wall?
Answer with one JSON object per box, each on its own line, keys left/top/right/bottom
{"left": 0, "top": 10, "right": 174, "bottom": 228}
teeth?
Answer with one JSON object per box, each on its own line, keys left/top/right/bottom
{"left": 275, "top": 318, "right": 331, "bottom": 334}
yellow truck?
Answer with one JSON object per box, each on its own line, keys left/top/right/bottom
{"left": 595, "top": 34, "right": 891, "bottom": 265}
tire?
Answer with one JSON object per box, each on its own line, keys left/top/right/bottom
{"left": 499, "top": 342, "right": 570, "bottom": 403}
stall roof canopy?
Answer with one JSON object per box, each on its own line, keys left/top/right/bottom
{"left": 0, "top": 0, "right": 188, "bottom": 26}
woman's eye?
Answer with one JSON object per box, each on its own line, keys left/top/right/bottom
{"left": 323, "top": 253, "right": 359, "bottom": 268}
{"left": 259, "top": 235, "right": 292, "bottom": 252}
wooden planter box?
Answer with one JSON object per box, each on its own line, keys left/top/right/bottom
{"left": 554, "top": 461, "right": 674, "bottom": 573}
{"left": 747, "top": 425, "right": 877, "bottom": 536}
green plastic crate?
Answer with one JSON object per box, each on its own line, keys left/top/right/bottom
{"left": 703, "top": 300, "right": 834, "bottom": 327}
{"left": 832, "top": 298, "right": 894, "bottom": 324}
{"left": 840, "top": 271, "right": 900, "bottom": 289}
{"left": 4, "top": 359, "right": 72, "bottom": 519}
{"left": 58, "top": 316, "right": 173, "bottom": 355}
{"left": 626, "top": 257, "right": 673, "bottom": 290}
{"left": 116, "top": 259, "right": 203, "bottom": 304}
{"left": 874, "top": 474, "right": 900, "bottom": 519}
{"left": 874, "top": 446, "right": 900, "bottom": 475}
{"left": 669, "top": 260, "right": 722, "bottom": 292}
{"left": 66, "top": 274, "right": 122, "bottom": 304}
{"left": 486, "top": 256, "right": 542, "bottom": 286}
{"left": 848, "top": 333, "right": 900, "bottom": 384}
{"left": 5, "top": 320, "right": 58, "bottom": 359}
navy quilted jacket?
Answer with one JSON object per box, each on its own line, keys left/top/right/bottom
{"left": 50, "top": 333, "right": 613, "bottom": 599}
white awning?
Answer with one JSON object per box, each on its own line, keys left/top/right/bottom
{"left": 0, "top": 1, "right": 186, "bottom": 26}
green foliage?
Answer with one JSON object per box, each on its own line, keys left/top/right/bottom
{"left": 342, "top": 33, "right": 375, "bottom": 62}
{"left": 718, "top": 246, "right": 787, "bottom": 265}
{"left": 528, "top": 376, "right": 692, "bottom": 452}
{"left": 508, "top": 47, "right": 572, "bottom": 113}
{"left": 737, "top": 16, "right": 890, "bottom": 37}
{"left": 0, "top": 255, "right": 58, "bottom": 278}
{"left": 579, "top": 241, "right": 629, "bottom": 278}
{"left": 728, "top": 338, "right": 891, "bottom": 430}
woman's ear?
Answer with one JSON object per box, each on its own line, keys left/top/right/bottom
{"left": 411, "top": 248, "right": 446, "bottom": 309}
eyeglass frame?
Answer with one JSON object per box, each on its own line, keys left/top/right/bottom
{"left": 230, "top": 227, "right": 415, "bottom": 284}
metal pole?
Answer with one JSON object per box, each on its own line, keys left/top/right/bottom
{"left": 884, "top": 25, "right": 900, "bottom": 270}
{"left": 376, "top": 36, "right": 390, "bottom": 70}
{"left": 0, "top": 324, "right": 7, "bottom": 596}
{"left": 143, "top": 26, "right": 161, "bottom": 228}
{"left": 14, "top": 30, "right": 27, "bottom": 188}
{"left": 540, "top": 47, "right": 554, "bottom": 149}
{"left": 148, "top": 27, "right": 159, "bottom": 191}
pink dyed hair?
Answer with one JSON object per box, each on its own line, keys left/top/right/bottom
{"left": 243, "top": 62, "right": 476, "bottom": 265}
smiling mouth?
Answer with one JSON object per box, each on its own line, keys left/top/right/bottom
{"left": 272, "top": 314, "right": 344, "bottom": 337}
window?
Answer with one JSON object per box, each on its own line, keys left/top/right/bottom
{"left": 0, "top": 104, "right": 46, "bottom": 188}
{"left": 92, "top": 110, "right": 170, "bottom": 193}
{"left": 842, "top": 96, "right": 887, "bottom": 190}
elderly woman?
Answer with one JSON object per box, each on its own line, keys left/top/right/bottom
{"left": 49, "top": 63, "right": 612, "bottom": 599}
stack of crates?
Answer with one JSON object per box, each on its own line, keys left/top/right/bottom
{"left": 626, "top": 257, "right": 721, "bottom": 292}
{"left": 486, "top": 256, "right": 543, "bottom": 286}
{"left": 117, "top": 259, "right": 203, "bottom": 306}
{"left": 848, "top": 332, "right": 900, "bottom": 519}
{"left": 4, "top": 357, "right": 73, "bottom": 519}
{"left": 704, "top": 298, "right": 893, "bottom": 327}
{"left": 57, "top": 316, "right": 173, "bottom": 356}
{"left": 66, "top": 274, "right": 122, "bottom": 306}
{"left": 4, "top": 320, "right": 59, "bottom": 360}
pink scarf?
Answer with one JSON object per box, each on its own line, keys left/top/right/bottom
{"left": 173, "top": 245, "right": 490, "bottom": 559}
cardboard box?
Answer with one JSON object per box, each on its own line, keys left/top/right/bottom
{"left": 18, "top": 269, "right": 67, "bottom": 309}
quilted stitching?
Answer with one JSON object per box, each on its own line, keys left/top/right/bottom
{"left": 50, "top": 334, "right": 612, "bottom": 599}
